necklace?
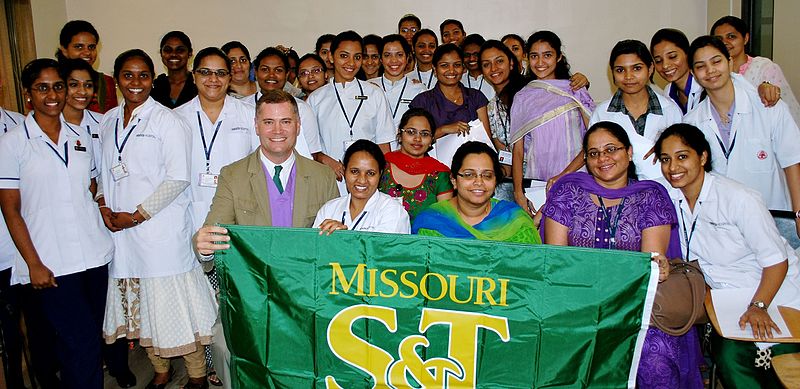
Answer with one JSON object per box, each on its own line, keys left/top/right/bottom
{"left": 456, "top": 200, "right": 491, "bottom": 223}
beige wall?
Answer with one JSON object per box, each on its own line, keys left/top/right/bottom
{"left": 773, "top": 0, "right": 800, "bottom": 96}
{"left": 30, "top": 0, "right": 66, "bottom": 58}
{"left": 31, "top": 0, "right": 708, "bottom": 101}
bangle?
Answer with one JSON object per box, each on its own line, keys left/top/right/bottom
{"left": 99, "top": 205, "right": 110, "bottom": 209}
{"left": 795, "top": 210, "right": 800, "bottom": 219}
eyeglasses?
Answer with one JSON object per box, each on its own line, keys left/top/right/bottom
{"left": 399, "top": 128, "right": 432, "bottom": 138}
{"left": 31, "top": 82, "right": 66, "bottom": 94}
{"left": 586, "top": 145, "right": 626, "bottom": 159}
{"left": 456, "top": 170, "right": 495, "bottom": 181}
{"left": 194, "top": 68, "right": 230, "bottom": 78}
{"left": 400, "top": 27, "right": 419, "bottom": 34}
{"left": 298, "top": 67, "right": 323, "bottom": 78}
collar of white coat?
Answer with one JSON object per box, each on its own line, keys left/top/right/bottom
{"left": 343, "top": 188, "right": 382, "bottom": 219}
{"left": 24, "top": 114, "right": 80, "bottom": 140}
{"left": 668, "top": 171, "right": 716, "bottom": 213}
{"left": 330, "top": 77, "right": 361, "bottom": 90}
{"left": 118, "top": 96, "right": 155, "bottom": 124}
{"left": 191, "top": 95, "right": 238, "bottom": 123}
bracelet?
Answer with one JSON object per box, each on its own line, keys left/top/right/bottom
{"left": 99, "top": 205, "right": 110, "bottom": 209}
{"left": 796, "top": 210, "right": 800, "bottom": 219}
{"left": 131, "top": 216, "right": 139, "bottom": 226}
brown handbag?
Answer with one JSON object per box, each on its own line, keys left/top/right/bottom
{"left": 650, "top": 260, "right": 709, "bottom": 336}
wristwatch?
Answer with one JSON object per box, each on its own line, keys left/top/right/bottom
{"left": 749, "top": 300, "right": 767, "bottom": 310}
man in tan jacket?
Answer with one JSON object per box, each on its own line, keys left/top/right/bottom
{"left": 193, "top": 89, "right": 337, "bottom": 389}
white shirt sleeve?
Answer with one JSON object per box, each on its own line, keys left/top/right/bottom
{"left": 297, "top": 98, "right": 322, "bottom": 154}
{"left": 0, "top": 132, "right": 20, "bottom": 189}
{"left": 732, "top": 188, "right": 789, "bottom": 268}
{"left": 770, "top": 101, "right": 800, "bottom": 168}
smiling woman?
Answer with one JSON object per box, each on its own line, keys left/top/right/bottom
{"left": 57, "top": 20, "right": 118, "bottom": 113}
{"left": 314, "top": 139, "right": 410, "bottom": 234}
{"left": 151, "top": 30, "right": 198, "bottom": 108}
{"left": 99, "top": 49, "right": 217, "bottom": 389}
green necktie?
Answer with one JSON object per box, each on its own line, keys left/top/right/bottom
{"left": 273, "top": 165, "right": 284, "bottom": 194}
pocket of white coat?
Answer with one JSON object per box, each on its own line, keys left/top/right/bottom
{"left": 742, "top": 138, "right": 774, "bottom": 173}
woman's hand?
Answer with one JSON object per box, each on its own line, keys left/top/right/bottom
{"left": 758, "top": 82, "right": 781, "bottom": 107}
{"left": 99, "top": 207, "right": 121, "bottom": 232}
{"left": 739, "top": 305, "right": 781, "bottom": 340}
{"left": 546, "top": 173, "right": 567, "bottom": 192}
{"left": 569, "top": 72, "right": 590, "bottom": 91}
{"left": 28, "top": 262, "right": 57, "bottom": 289}
{"left": 440, "top": 122, "right": 470, "bottom": 136}
{"left": 318, "top": 219, "right": 348, "bottom": 235}
{"left": 318, "top": 154, "right": 345, "bottom": 181}
{"left": 111, "top": 211, "right": 141, "bottom": 229}
{"left": 651, "top": 253, "right": 669, "bottom": 282}
{"left": 514, "top": 192, "right": 534, "bottom": 217}
{"left": 532, "top": 208, "right": 544, "bottom": 229}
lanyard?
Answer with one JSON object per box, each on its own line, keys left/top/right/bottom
{"left": 24, "top": 122, "right": 69, "bottom": 167}
{"left": 467, "top": 75, "right": 484, "bottom": 91}
{"left": 679, "top": 200, "right": 701, "bottom": 260}
{"left": 197, "top": 111, "right": 223, "bottom": 173}
{"left": 715, "top": 129, "right": 737, "bottom": 160}
{"left": 114, "top": 118, "right": 138, "bottom": 162}
{"left": 597, "top": 196, "right": 626, "bottom": 250}
{"left": 332, "top": 80, "right": 365, "bottom": 137}
{"left": 341, "top": 210, "right": 368, "bottom": 230}
{"left": 2, "top": 110, "right": 18, "bottom": 133}
{"left": 381, "top": 76, "right": 408, "bottom": 119}
{"left": 416, "top": 67, "right": 434, "bottom": 89}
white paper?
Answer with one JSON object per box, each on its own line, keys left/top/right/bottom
{"left": 431, "top": 119, "right": 496, "bottom": 167}
{"left": 710, "top": 288, "right": 791, "bottom": 339}
{"left": 524, "top": 180, "right": 548, "bottom": 212}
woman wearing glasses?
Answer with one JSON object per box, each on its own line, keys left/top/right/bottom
{"left": 412, "top": 141, "right": 539, "bottom": 243}
{"left": 379, "top": 109, "right": 453, "bottom": 222}
{"left": 152, "top": 31, "right": 197, "bottom": 108}
{"left": 296, "top": 53, "right": 329, "bottom": 100}
{"left": 542, "top": 121, "right": 703, "bottom": 388}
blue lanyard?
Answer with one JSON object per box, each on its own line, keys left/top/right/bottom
{"left": 416, "top": 67, "right": 434, "bottom": 89}
{"left": 715, "top": 130, "right": 737, "bottom": 160}
{"left": 197, "top": 111, "right": 223, "bottom": 173}
{"left": 342, "top": 210, "right": 368, "bottom": 230}
{"left": 597, "top": 196, "right": 626, "bottom": 250}
{"left": 467, "top": 75, "right": 484, "bottom": 91}
{"left": 114, "top": 118, "right": 138, "bottom": 162}
{"left": 679, "top": 200, "right": 701, "bottom": 260}
{"left": 332, "top": 80, "right": 365, "bottom": 137}
{"left": 24, "top": 122, "right": 68, "bottom": 167}
{"left": 381, "top": 76, "right": 408, "bottom": 119}
{"left": 2, "top": 110, "right": 19, "bottom": 133}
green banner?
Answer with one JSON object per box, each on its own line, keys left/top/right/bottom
{"left": 216, "top": 226, "right": 657, "bottom": 389}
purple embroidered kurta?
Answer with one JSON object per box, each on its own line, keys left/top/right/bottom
{"left": 542, "top": 172, "right": 703, "bottom": 389}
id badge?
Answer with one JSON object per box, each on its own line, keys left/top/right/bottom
{"left": 199, "top": 173, "right": 219, "bottom": 188}
{"left": 343, "top": 139, "right": 356, "bottom": 151}
{"left": 498, "top": 150, "right": 513, "bottom": 165}
{"left": 110, "top": 163, "right": 129, "bottom": 181}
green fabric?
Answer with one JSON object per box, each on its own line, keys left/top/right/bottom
{"left": 217, "top": 226, "right": 656, "bottom": 388}
{"left": 710, "top": 331, "right": 800, "bottom": 389}
{"left": 378, "top": 167, "right": 453, "bottom": 221}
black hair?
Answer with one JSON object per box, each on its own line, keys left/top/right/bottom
{"left": 398, "top": 14, "right": 421, "bottom": 30}
{"left": 688, "top": 35, "right": 730, "bottom": 66}
{"left": 221, "top": 41, "right": 251, "bottom": 60}
{"left": 710, "top": 15, "right": 748, "bottom": 37}
{"left": 479, "top": 40, "right": 525, "bottom": 110}
{"left": 609, "top": 39, "right": 654, "bottom": 69}
{"left": 432, "top": 43, "right": 463, "bottom": 66}
{"left": 298, "top": 53, "right": 327, "bottom": 73}
{"left": 59, "top": 20, "right": 99, "bottom": 48}
{"left": 649, "top": 28, "right": 690, "bottom": 59}
{"left": 21, "top": 58, "right": 62, "bottom": 90}
{"left": 331, "top": 30, "right": 364, "bottom": 55}
{"left": 412, "top": 29, "right": 438, "bottom": 48}
{"left": 113, "top": 49, "right": 155, "bottom": 80}
{"left": 286, "top": 49, "right": 300, "bottom": 68}
{"left": 364, "top": 34, "right": 382, "bottom": 50}
{"left": 526, "top": 30, "right": 572, "bottom": 80}
{"left": 58, "top": 58, "right": 99, "bottom": 87}
{"left": 450, "top": 141, "right": 504, "bottom": 182}
{"left": 501, "top": 33, "right": 525, "bottom": 48}
{"left": 254, "top": 47, "right": 290, "bottom": 70}
{"left": 461, "top": 34, "right": 486, "bottom": 50}
{"left": 192, "top": 47, "right": 232, "bottom": 73}
{"left": 582, "top": 121, "right": 637, "bottom": 180}
{"left": 343, "top": 139, "right": 387, "bottom": 174}
{"left": 315, "top": 34, "right": 336, "bottom": 54}
{"left": 380, "top": 34, "right": 412, "bottom": 56}
{"left": 439, "top": 19, "right": 464, "bottom": 36}
{"left": 397, "top": 108, "right": 438, "bottom": 147}
{"left": 159, "top": 31, "right": 193, "bottom": 53}
{"left": 654, "top": 123, "right": 713, "bottom": 172}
